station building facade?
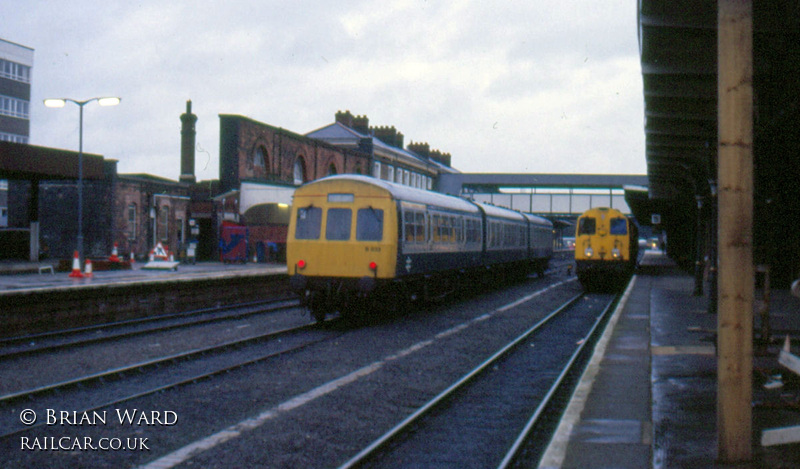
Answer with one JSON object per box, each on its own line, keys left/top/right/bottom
{"left": 215, "top": 110, "right": 455, "bottom": 261}
{"left": 1, "top": 105, "right": 457, "bottom": 263}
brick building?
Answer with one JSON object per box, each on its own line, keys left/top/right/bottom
{"left": 111, "top": 174, "right": 193, "bottom": 261}
{"left": 1, "top": 104, "right": 457, "bottom": 263}
{"left": 216, "top": 110, "right": 456, "bottom": 261}
{"left": 217, "top": 114, "right": 372, "bottom": 260}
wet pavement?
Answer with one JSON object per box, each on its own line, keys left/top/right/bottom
{"left": 540, "top": 250, "right": 800, "bottom": 468}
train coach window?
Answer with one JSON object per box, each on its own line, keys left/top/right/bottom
{"left": 610, "top": 218, "right": 628, "bottom": 235}
{"left": 326, "top": 208, "right": 352, "bottom": 240}
{"left": 295, "top": 207, "right": 322, "bottom": 239}
{"left": 432, "top": 215, "right": 442, "bottom": 242}
{"left": 578, "top": 217, "right": 596, "bottom": 235}
{"left": 403, "top": 211, "right": 415, "bottom": 242}
{"left": 442, "top": 217, "right": 454, "bottom": 242}
{"left": 357, "top": 208, "right": 383, "bottom": 241}
{"left": 404, "top": 211, "right": 426, "bottom": 243}
{"left": 466, "top": 218, "right": 481, "bottom": 244}
{"left": 489, "top": 223, "right": 500, "bottom": 247}
{"left": 415, "top": 212, "right": 425, "bottom": 241}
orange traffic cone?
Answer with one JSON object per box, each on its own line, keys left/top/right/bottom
{"left": 84, "top": 259, "right": 94, "bottom": 278}
{"left": 109, "top": 243, "right": 120, "bottom": 262}
{"left": 68, "top": 251, "right": 83, "bottom": 278}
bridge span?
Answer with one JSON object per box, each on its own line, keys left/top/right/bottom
{"left": 437, "top": 173, "right": 648, "bottom": 216}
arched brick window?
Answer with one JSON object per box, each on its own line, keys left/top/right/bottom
{"left": 293, "top": 157, "right": 307, "bottom": 185}
{"left": 253, "top": 146, "right": 267, "bottom": 168}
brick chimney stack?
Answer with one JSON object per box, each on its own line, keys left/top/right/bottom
{"left": 431, "top": 149, "right": 452, "bottom": 167}
{"left": 407, "top": 141, "right": 430, "bottom": 158}
{"left": 179, "top": 100, "right": 198, "bottom": 184}
{"left": 409, "top": 141, "right": 451, "bottom": 167}
{"left": 335, "top": 110, "right": 354, "bottom": 128}
{"left": 352, "top": 114, "right": 370, "bottom": 135}
{"left": 372, "top": 125, "right": 404, "bottom": 149}
{"left": 334, "top": 110, "right": 370, "bottom": 136}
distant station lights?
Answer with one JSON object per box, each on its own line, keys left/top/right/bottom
{"left": 43, "top": 96, "right": 121, "bottom": 264}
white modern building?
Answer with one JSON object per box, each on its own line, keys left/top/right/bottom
{"left": 0, "top": 38, "right": 33, "bottom": 144}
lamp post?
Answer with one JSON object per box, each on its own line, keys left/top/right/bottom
{"left": 44, "top": 97, "right": 120, "bottom": 261}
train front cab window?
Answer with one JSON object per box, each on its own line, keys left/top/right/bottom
{"left": 326, "top": 208, "right": 352, "bottom": 240}
{"left": 295, "top": 205, "right": 384, "bottom": 242}
{"left": 610, "top": 218, "right": 627, "bottom": 235}
{"left": 356, "top": 208, "right": 383, "bottom": 241}
{"left": 578, "top": 217, "right": 596, "bottom": 235}
{"left": 295, "top": 207, "right": 322, "bottom": 239}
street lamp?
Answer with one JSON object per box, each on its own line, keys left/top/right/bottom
{"left": 44, "top": 96, "right": 120, "bottom": 262}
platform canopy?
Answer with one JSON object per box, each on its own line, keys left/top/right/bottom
{"left": 636, "top": 1, "right": 800, "bottom": 216}
{"left": 0, "top": 141, "right": 107, "bottom": 180}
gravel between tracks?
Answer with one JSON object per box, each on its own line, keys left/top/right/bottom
{"left": 0, "top": 274, "right": 582, "bottom": 469}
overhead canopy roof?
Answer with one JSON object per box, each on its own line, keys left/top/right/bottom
{"left": 637, "top": 1, "right": 800, "bottom": 210}
{"left": 638, "top": 0, "right": 718, "bottom": 203}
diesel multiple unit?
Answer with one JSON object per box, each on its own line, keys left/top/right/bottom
{"left": 287, "top": 175, "right": 553, "bottom": 322}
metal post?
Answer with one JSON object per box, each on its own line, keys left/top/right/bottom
{"left": 693, "top": 196, "right": 704, "bottom": 296}
{"left": 44, "top": 96, "right": 119, "bottom": 260}
{"left": 717, "top": 0, "right": 753, "bottom": 462}
{"left": 29, "top": 179, "right": 40, "bottom": 262}
{"left": 77, "top": 104, "right": 84, "bottom": 258}
{"left": 708, "top": 181, "right": 718, "bottom": 314}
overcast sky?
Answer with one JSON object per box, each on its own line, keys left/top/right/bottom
{"left": 4, "top": 0, "right": 646, "bottom": 182}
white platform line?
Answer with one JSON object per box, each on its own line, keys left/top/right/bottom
{"left": 538, "top": 276, "right": 638, "bottom": 469}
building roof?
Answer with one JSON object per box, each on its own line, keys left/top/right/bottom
{"left": 0, "top": 142, "right": 106, "bottom": 180}
{"left": 306, "top": 122, "right": 459, "bottom": 174}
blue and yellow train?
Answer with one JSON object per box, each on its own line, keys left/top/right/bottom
{"left": 574, "top": 206, "right": 639, "bottom": 290}
{"left": 287, "top": 175, "right": 553, "bottom": 321}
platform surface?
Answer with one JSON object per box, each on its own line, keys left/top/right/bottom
{"left": 0, "top": 260, "right": 287, "bottom": 294}
{"left": 541, "top": 250, "right": 800, "bottom": 468}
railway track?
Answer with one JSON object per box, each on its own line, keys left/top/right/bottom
{"left": 0, "top": 319, "right": 342, "bottom": 439}
{"left": 339, "top": 292, "right": 618, "bottom": 469}
{"left": 0, "top": 296, "right": 300, "bottom": 360}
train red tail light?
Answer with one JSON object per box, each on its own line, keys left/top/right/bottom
{"left": 368, "top": 261, "right": 378, "bottom": 271}
{"left": 297, "top": 259, "right": 307, "bottom": 269}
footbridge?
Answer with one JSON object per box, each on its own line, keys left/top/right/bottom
{"left": 437, "top": 173, "right": 649, "bottom": 217}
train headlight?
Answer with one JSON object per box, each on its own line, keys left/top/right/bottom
{"left": 297, "top": 259, "right": 307, "bottom": 269}
{"left": 612, "top": 248, "right": 621, "bottom": 259}
{"left": 584, "top": 247, "right": 593, "bottom": 258}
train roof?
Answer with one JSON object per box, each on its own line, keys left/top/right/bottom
{"left": 473, "top": 201, "right": 526, "bottom": 222}
{"left": 297, "top": 175, "right": 481, "bottom": 214}
{"left": 522, "top": 212, "right": 554, "bottom": 228}
{"left": 577, "top": 206, "right": 628, "bottom": 218}
{"left": 297, "top": 176, "right": 556, "bottom": 227}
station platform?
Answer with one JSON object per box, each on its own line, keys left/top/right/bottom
{"left": 540, "top": 251, "right": 800, "bottom": 468}
{"left": 0, "top": 260, "right": 287, "bottom": 294}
